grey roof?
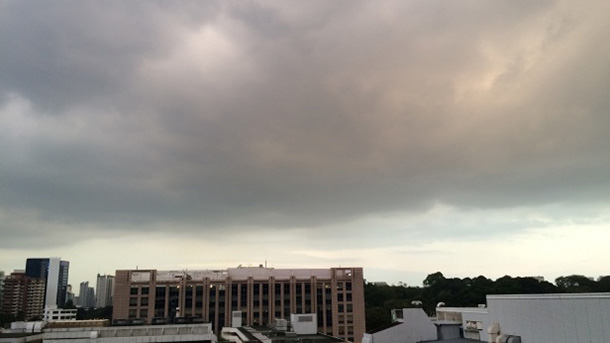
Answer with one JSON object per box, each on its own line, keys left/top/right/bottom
{"left": 423, "top": 339, "right": 478, "bottom": 343}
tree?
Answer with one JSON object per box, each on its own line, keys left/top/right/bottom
{"left": 64, "top": 299, "right": 76, "bottom": 309}
{"left": 555, "top": 275, "right": 594, "bottom": 292}
{"left": 423, "top": 272, "right": 446, "bottom": 288}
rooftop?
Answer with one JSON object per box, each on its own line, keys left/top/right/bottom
{"left": 225, "top": 326, "right": 345, "bottom": 343}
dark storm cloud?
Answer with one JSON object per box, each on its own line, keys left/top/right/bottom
{"left": 1, "top": 0, "right": 610, "bottom": 247}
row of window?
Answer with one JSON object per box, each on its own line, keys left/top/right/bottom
{"left": 130, "top": 282, "right": 352, "bottom": 297}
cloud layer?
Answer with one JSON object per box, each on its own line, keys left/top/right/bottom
{"left": 1, "top": 1, "right": 610, "bottom": 283}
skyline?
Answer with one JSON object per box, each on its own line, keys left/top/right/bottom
{"left": 2, "top": 1, "right": 610, "bottom": 287}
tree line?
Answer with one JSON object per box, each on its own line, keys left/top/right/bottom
{"left": 364, "top": 272, "right": 610, "bottom": 331}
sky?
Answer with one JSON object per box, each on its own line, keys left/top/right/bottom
{"left": 1, "top": 1, "right": 610, "bottom": 291}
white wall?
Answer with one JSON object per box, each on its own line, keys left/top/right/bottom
{"left": 365, "top": 309, "right": 437, "bottom": 343}
{"left": 461, "top": 310, "right": 491, "bottom": 342}
{"left": 487, "top": 293, "right": 610, "bottom": 343}
{"left": 290, "top": 313, "right": 317, "bottom": 335}
{"left": 45, "top": 258, "right": 60, "bottom": 307}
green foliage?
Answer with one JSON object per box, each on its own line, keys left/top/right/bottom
{"left": 0, "top": 313, "right": 17, "bottom": 327}
{"left": 76, "top": 306, "right": 113, "bottom": 320}
{"left": 64, "top": 299, "right": 77, "bottom": 309}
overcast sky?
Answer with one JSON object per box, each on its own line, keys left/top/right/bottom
{"left": 1, "top": 1, "right": 610, "bottom": 290}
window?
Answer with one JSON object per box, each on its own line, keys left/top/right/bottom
{"left": 130, "top": 287, "right": 138, "bottom": 295}
{"left": 130, "top": 297, "right": 138, "bottom": 306}
{"left": 141, "top": 297, "right": 149, "bottom": 306}
{"left": 347, "top": 304, "right": 353, "bottom": 312}
{"left": 155, "top": 288, "right": 165, "bottom": 312}
{"left": 140, "top": 309, "right": 148, "bottom": 318}
{"left": 338, "top": 304, "right": 344, "bottom": 312}
{"left": 129, "top": 309, "right": 137, "bottom": 318}
{"left": 345, "top": 282, "right": 352, "bottom": 291}
{"left": 338, "top": 293, "right": 344, "bottom": 302}
{"left": 141, "top": 287, "right": 149, "bottom": 295}
{"left": 346, "top": 293, "right": 352, "bottom": 302}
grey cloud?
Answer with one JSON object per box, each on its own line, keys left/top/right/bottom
{"left": 1, "top": 1, "right": 610, "bottom": 247}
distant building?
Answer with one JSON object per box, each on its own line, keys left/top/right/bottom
{"left": 113, "top": 266, "right": 365, "bottom": 343}
{"left": 95, "top": 274, "right": 114, "bottom": 308}
{"left": 78, "top": 282, "right": 96, "bottom": 309}
{"left": 25, "top": 258, "right": 70, "bottom": 308}
{"left": 0, "top": 270, "right": 46, "bottom": 320}
{"left": 0, "top": 270, "right": 5, "bottom": 301}
{"left": 65, "top": 284, "right": 75, "bottom": 305}
{"left": 43, "top": 307, "right": 77, "bottom": 321}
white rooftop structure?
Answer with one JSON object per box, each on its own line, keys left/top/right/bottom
{"left": 436, "top": 292, "right": 610, "bottom": 343}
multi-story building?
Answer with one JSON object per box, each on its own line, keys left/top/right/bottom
{"left": 95, "top": 274, "right": 115, "bottom": 308}
{"left": 0, "top": 270, "right": 5, "bottom": 301}
{"left": 66, "top": 284, "right": 75, "bottom": 305}
{"left": 0, "top": 270, "right": 46, "bottom": 320}
{"left": 78, "top": 281, "right": 96, "bottom": 309}
{"left": 113, "top": 267, "right": 365, "bottom": 343}
{"left": 25, "top": 258, "right": 70, "bottom": 308}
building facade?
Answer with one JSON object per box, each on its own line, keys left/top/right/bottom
{"left": 0, "top": 270, "right": 46, "bottom": 320}
{"left": 95, "top": 274, "right": 114, "bottom": 308}
{"left": 78, "top": 281, "right": 95, "bottom": 309}
{"left": 113, "top": 267, "right": 365, "bottom": 343}
{"left": 25, "top": 258, "right": 70, "bottom": 308}
{"left": 0, "top": 270, "right": 5, "bottom": 302}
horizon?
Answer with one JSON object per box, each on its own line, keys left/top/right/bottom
{"left": 2, "top": 260, "right": 605, "bottom": 293}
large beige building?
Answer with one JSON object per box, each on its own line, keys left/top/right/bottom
{"left": 113, "top": 267, "right": 365, "bottom": 342}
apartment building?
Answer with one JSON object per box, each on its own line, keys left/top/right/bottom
{"left": 113, "top": 266, "right": 365, "bottom": 343}
{"left": 95, "top": 274, "right": 115, "bottom": 308}
{"left": 0, "top": 270, "right": 46, "bottom": 320}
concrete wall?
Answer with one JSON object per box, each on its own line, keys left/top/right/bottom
{"left": 43, "top": 323, "right": 216, "bottom": 343}
{"left": 291, "top": 313, "right": 317, "bottom": 335}
{"left": 436, "top": 324, "right": 460, "bottom": 340}
{"left": 461, "top": 310, "right": 491, "bottom": 342}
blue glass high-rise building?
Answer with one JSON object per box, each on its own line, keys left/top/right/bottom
{"left": 25, "top": 258, "right": 70, "bottom": 308}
